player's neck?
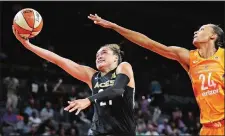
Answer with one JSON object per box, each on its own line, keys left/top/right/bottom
{"left": 100, "top": 65, "right": 117, "bottom": 76}
{"left": 198, "top": 43, "right": 217, "bottom": 59}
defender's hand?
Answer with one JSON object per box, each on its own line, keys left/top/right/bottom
{"left": 88, "top": 14, "right": 116, "bottom": 29}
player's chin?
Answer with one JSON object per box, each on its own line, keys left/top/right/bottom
{"left": 192, "top": 39, "right": 199, "bottom": 47}
{"left": 96, "top": 64, "right": 105, "bottom": 71}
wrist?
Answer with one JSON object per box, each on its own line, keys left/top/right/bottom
{"left": 85, "top": 98, "right": 92, "bottom": 107}
{"left": 87, "top": 96, "right": 95, "bottom": 104}
{"left": 22, "top": 40, "right": 30, "bottom": 47}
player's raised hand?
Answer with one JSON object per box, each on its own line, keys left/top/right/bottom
{"left": 88, "top": 14, "right": 116, "bottom": 29}
{"left": 12, "top": 25, "right": 29, "bottom": 45}
{"left": 64, "top": 98, "right": 91, "bottom": 115}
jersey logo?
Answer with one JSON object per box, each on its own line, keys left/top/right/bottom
{"left": 111, "top": 72, "right": 116, "bottom": 79}
{"left": 94, "top": 80, "right": 115, "bottom": 88}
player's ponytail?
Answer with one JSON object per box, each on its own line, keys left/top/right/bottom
{"left": 211, "top": 24, "right": 224, "bottom": 49}
{"left": 118, "top": 50, "right": 124, "bottom": 64}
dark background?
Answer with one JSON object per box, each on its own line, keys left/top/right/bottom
{"left": 0, "top": 1, "right": 224, "bottom": 112}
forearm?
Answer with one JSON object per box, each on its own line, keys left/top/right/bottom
{"left": 88, "top": 74, "right": 129, "bottom": 103}
{"left": 89, "top": 86, "right": 125, "bottom": 102}
{"left": 22, "top": 41, "right": 63, "bottom": 65}
{"left": 111, "top": 24, "right": 181, "bottom": 60}
{"left": 21, "top": 41, "right": 97, "bottom": 85}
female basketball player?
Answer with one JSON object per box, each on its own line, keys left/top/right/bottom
{"left": 12, "top": 26, "right": 136, "bottom": 136}
{"left": 88, "top": 14, "right": 224, "bottom": 135}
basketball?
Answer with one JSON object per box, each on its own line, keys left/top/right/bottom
{"left": 13, "top": 8, "right": 43, "bottom": 39}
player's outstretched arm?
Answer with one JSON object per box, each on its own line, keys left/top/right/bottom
{"left": 88, "top": 14, "right": 190, "bottom": 66}
{"left": 12, "top": 26, "right": 97, "bottom": 88}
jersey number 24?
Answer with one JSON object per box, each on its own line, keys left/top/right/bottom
{"left": 199, "top": 72, "right": 216, "bottom": 91}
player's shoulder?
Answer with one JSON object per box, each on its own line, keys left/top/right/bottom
{"left": 219, "top": 47, "right": 224, "bottom": 50}
{"left": 218, "top": 47, "right": 224, "bottom": 52}
{"left": 217, "top": 47, "right": 224, "bottom": 59}
{"left": 118, "top": 61, "right": 132, "bottom": 66}
{"left": 189, "top": 49, "right": 199, "bottom": 57}
{"left": 116, "top": 62, "right": 133, "bottom": 75}
{"left": 117, "top": 62, "right": 132, "bottom": 70}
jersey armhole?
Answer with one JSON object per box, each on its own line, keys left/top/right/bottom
{"left": 188, "top": 50, "right": 196, "bottom": 72}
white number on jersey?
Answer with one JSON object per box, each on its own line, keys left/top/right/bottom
{"left": 199, "top": 72, "right": 216, "bottom": 91}
{"left": 98, "top": 89, "right": 112, "bottom": 106}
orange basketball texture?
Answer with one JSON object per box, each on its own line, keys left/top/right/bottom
{"left": 13, "top": 8, "right": 43, "bottom": 38}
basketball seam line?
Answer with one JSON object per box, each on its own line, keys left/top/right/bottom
{"left": 22, "top": 9, "right": 34, "bottom": 30}
{"left": 22, "top": 9, "right": 33, "bottom": 38}
{"left": 31, "top": 10, "right": 35, "bottom": 38}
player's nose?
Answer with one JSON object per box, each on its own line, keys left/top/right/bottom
{"left": 194, "top": 31, "right": 198, "bottom": 35}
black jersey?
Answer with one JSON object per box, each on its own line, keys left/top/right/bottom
{"left": 90, "top": 69, "right": 136, "bottom": 136}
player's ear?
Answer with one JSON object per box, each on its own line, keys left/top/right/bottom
{"left": 210, "top": 33, "right": 217, "bottom": 40}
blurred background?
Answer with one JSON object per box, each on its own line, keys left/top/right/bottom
{"left": 0, "top": 1, "right": 224, "bottom": 136}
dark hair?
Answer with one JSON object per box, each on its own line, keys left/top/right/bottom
{"left": 210, "top": 24, "right": 224, "bottom": 49}
{"left": 102, "top": 44, "right": 124, "bottom": 65}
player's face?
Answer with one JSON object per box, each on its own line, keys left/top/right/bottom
{"left": 96, "top": 47, "right": 117, "bottom": 71}
{"left": 193, "top": 24, "right": 215, "bottom": 47}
